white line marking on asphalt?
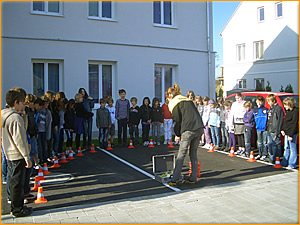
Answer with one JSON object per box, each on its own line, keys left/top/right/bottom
{"left": 98, "top": 147, "right": 181, "bottom": 192}
{"left": 204, "top": 148, "right": 298, "bottom": 171}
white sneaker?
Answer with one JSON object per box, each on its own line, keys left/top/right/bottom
{"left": 157, "top": 142, "right": 161, "bottom": 146}
{"left": 255, "top": 155, "right": 261, "bottom": 160}
{"left": 164, "top": 140, "right": 168, "bottom": 145}
{"left": 260, "top": 156, "right": 267, "bottom": 161}
{"left": 143, "top": 141, "right": 147, "bottom": 146}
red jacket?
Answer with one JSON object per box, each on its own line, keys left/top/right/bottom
{"left": 162, "top": 103, "right": 172, "bottom": 119}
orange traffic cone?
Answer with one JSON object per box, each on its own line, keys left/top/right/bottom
{"left": 106, "top": 142, "right": 113, "bottom": 150}
{"left": 168, "top": 140, "right": 174, "bottom": 148}
{"left": 60, "top": 153, "right": 68, "bottom": 163}
{"left": 247, "top": 151, "right": 256, "bottom": 162}
{"left": 228, "top": 147, "right": 236, "bottom": 157}
{"left": 67, "top": 150, "right": 75, "bottom": 160}
{"left": 51, "top": 156, "right": 61, "bottom": 168}
{"left": 76, "top": 147, "right": 84, "bottom": 156}
{"left": 42, "top": 163, "right": 51, "bottom": 175}
{"left": 89, "top": 144, "right": 97, "bottom": 153}
{"left": 148, "top": 139, "right": 154, "bottom": 148}
{"left": 207, "top": 143, "right": 215, "bottom": 152}
{"left": 38, "top": 168, "right": 46, "bottom": 181}
{"left": 188, "top": 162, "right": 201, "bottom": 178}
{"left": 34, "top": 187, "right": 48, "bottom": 204}
{"left": 128, "top": 140, "right": 135, "bottom": 149}
{"left": 273, "top": 157, "right": 283, "bottom": 168}
{"left": 31, "top": 176, "right": 41, "bottom": 191}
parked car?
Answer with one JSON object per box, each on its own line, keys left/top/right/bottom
{"left": 226, "top": 91, "right": 299, "bottom": 114}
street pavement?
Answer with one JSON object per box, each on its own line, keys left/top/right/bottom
{"left": 1, "top": 144, "right": 298, "bottom": 224}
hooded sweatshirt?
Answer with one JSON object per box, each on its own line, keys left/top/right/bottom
{"left": 168, "top": 95, "right": 204, "bottom": 137}
{"left": 1, "top": 108, "right": 30, "bottom": 161}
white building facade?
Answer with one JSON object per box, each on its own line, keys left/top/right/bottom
{"left": 1, "top": 1, "right": 215, "bottom": 108}
{"left": 221, "top": 1, "right": 299, "bottom": 96}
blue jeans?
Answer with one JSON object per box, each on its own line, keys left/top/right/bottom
{"left": 210, "top": 126, "right": 220, "bottom": 147}
{"left": 99, "top": 127, "right": 108, "bottom": 147}
{"left": 171, "top": 128, "right": 203, "bottom": 182}
{"left": 1, "top": 145, "right": 8, "bottom": 182}
{"left": 257, "top": 131, "right": 268, "bottom": 157}
{"left": 244, "top": 128, "right": 252, "bottom": 155}
{"left": 152, "top": 121, "right": 161, "bottom": 143}
{"left": 53, "top": 127, "right": 61, "bottom": 156}
{"left": 281, "top": 134, "right": 298, "bottom": 168}
{"left": 83, "top": 118, "right": 93, "bottom": 148}
{"left": 267, "top": 132, "right": 281, "bottom": 162}
{"left": 220, "top": 122, "right": 228, "bottom": 146}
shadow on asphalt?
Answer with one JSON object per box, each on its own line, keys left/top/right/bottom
{"left": 1, "top": 144, "right": 290, "bottom": 215}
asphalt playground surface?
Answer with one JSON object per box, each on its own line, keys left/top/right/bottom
{"left": 1, "top": 143, "right": 291, "bottom": 215}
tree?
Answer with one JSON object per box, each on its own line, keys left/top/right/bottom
{"left": 265, "top": 81, "right": 272, "bottom": 91}
{"left": 285, "top": 84, "right": 294, "bottom": 93}
{"left": 279, "top": 85, "right": 285, "bottom": 92}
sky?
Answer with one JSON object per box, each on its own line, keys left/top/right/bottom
{"left": 212, "top": 1, "right": 241, "bottom": 78}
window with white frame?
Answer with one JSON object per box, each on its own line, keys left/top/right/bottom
{"left": 236, "top": 44, "right": 245, "bottom": 61}
{"left": 31, "top": 1, "right": 63, "bottom": 16}
{"left": 254, "top": 40, "right": 264, "bottom": 60}
{"left": 88, "top": 62, "right": 114, "bottom": 102}
{"left": 275, "top": 2, "right": 283, "bottom": 18}
{"left": 153, "top": 1, "right": 174, "bottom": 26}
{"left": 88, "top": 1, "right": 114, "bottom": 20}
{"left": 155, "top": 65, "right": 175, "bottom": 102}
{"left": 33, "top": 61, "right": 63, "bottom": 97}
{"left": 237, "top": 79, "right": 247, "bottom": 89}
{"left": 258, "top": 7, "right": 264, "bottom": 22}
{"left": 254, "top": 78, "right": 265, "bottom": 91}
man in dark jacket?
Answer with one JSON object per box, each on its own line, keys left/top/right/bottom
{"left": 266, "top": 94, "right": 284, "bottom": 163}
{"left": 167, "top": 84, "right": 204, "bottom": 186}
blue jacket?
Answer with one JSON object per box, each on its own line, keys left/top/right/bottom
{"left": 253, "top": 107, "right": 268, "bottom": 132}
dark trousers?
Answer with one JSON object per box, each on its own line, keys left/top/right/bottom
{"left": 118, "top": 118, "right": 128, "bottom": 145}
{"left": 7, "top": 159, "right": 26, "bottom": 213}
{"left": 65, "top": 129, "right": 73, "bottom": 148}
{"left": 75, "top": 134, "right": 82, "bottom": 149}
{"left": 129, "top": 125, "right": 139, "bottom": 144}
{"left": 142, "top": 124, "right": 150, "bottom": 142}
{"left": 58, "top": 128, "right": 64, "bottom": 154}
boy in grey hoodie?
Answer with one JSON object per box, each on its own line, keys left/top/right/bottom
{"left": 1, "top": 90, "right": 33, "bottom": 217}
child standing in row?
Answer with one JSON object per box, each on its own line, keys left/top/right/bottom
{"left": 195, "top": 95, "right": 205, "bottom": 146}
{"left": 115, "top": 89, "right": 130, "bottom": 147}
{"left": 96, "top": 98, "right": 111, "bottom": 149}
{"left": 64, "top": 99, "right": 75, "bottom": 154}
{"left": 253, "top": 95, "right": 268, "bottom": 160}
{"left": 151, "top": 97, "right": 163, "bottom": 145}
{"left": 106, "top": 98, "right": 116, "bottom": 147}
{"left": 140, "top": 97, "right": 152, "bottom": 146}
{"left": 266, "top": 94, "right": 284, "bottom": 163}
{"left": 74, "top": 93, "right": 93, "bottom": 150}
{"left": 280, "top": 97, "right": 298, "bottom": 169}
{"left": 202, "top": 96, "right": 212, "bottom": 149}
{"left": 224, "top": 100, "right": 235, "bottom": 151}
{"left": 162, "top": 96, "right": 173, "bottom": 144}
{"left": 217, "top": 97, "right": 228, "bottom": 150}
{"left": 128, "top": 97, "right": 140, "bottom": 146}
{"left": 243, "top": 101, "right": 255, "bottom": 157}
{"left": 208, "top": 99, "right": 220, "bottom": 149}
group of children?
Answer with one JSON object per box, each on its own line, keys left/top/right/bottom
{"left": 190, "top": 91, "right": 298, "bottom": 169}
{"left": 96, "top": 89, "right": 173, "bottom": 148}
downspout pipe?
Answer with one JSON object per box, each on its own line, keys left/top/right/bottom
{"left": 206, "top": 1, "right": 214, "bottom": 98}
